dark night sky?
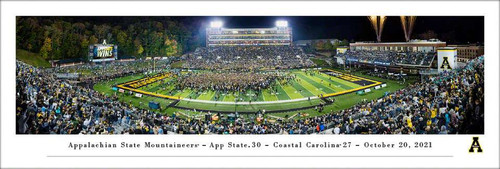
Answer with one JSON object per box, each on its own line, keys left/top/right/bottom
{"left": 201, "top": 16, "right": 484, "bottom": 45}
{"left": 65, "top": 16, "right": 484, "bottom": 45}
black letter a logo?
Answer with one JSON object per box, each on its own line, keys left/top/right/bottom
{"left": 441, "top": 57, "right": 451, "bottom": 69}
{"left": 469, "top": 137, "right": 483, "bottom": 153}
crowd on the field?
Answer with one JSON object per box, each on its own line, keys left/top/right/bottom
{"left": 183, "top": 46, "right": 315, "bottom": 70}
{"left": 175, "top": 71, "right": 295, "bottom": 93}
{"left": 338, "top": 50, "right": 436, "bottom": 66}
{"left": 16, "top": 53, "right": 484, "bottom": 134}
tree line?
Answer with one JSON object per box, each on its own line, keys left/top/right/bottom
{"left": 312, "top": 39, "right": 350, "bottom": 51}
{"left": 16, "top": 16, "right": 204, "bottom": 60}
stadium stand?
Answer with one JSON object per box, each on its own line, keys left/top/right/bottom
{"left": 337, "top": 50, "right": 436, "bottom": 66}
{"left": 16, "top": 55, "right": 483, "bottom": 134}
{"left": 183, "top": 46, "right": 315, "bottom": 70}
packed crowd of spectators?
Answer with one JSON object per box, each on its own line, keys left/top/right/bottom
{"left": 338, "top": 50, "right": 436, "bottom": 66}
{"left": 183, "top": 46, "right": 315, "bottom": 70}
{"left": 321, "top": 56, "right": 483, "bottom": 134}
{"left": 16, "top": 54, "right": 483, "bottom": 135}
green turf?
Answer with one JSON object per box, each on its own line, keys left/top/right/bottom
{"left": 126, "top": 70, "right": 364, "bottom": 102}
{"left": 295, "top": 72, "right": 338, "bottom": 93}
{"left": 270, "top": 76, "right": 410, "bottom": 119}
{"left": 262, "top": 90, "right": 278, "bottom": 101}
{"left": 141, "top": 79, "right": 173, "bottom": 92}
{"left": 93, "top": 68, "right": 412, "bottom": 119}
{"left": 223, "top": 92, "right": 238, "bottom": 102}
{"left": 316, "top": 73, "right": 356, "bottom": 90}
{"left": 330, "top": 76, "right": 362, "bottom": 89}
{"left": 197, "top": 90, "right": 216, "bottom": 100}
{"left": 93, "top": 74, "right": 177, "bottom": 115}
{"left": 280, "top": 82, "right": 304, "bottom": 99}
{"left": 256, "top": 90, "right": 265, "bottom": 101}
{"left": 293, "top": 74, "right": 324, "bottom": 96}
{"left": 274, "top": 82, "right": 291, "bottom": 100}
{"left": 177, "top": 89, "right": 193, "bottom": 98}
{"left": 16, "top": 49, "right": 52, "bottom": 68}
{"left": 238, "top": 90, "right": 258, "bottom": 101}
{"left": 289, "top": 80, "right": 315, "bottom": 97}
{"left": 211, "top": 91, "right": 225, "bottom": 101}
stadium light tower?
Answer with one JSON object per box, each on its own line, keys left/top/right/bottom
{"left": 275, "top": 20, "right": 288, "bottom": 27}
{"left": 210, "top": 21, "right": 223, "bottom": 28}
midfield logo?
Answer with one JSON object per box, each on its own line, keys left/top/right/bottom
{"left": 469, "top": 137, "right": 483, "bottom": 153}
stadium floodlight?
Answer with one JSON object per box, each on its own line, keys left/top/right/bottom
{"left": 276, "top": 20, "right": 288, "bottom": 27}
{"left": 260, "top": 30, "right": 266, "bottom": 34}
{"left": 210, "top": 21, "right": 223, "bottom": 28}
{"left": 232, "top": 30, "right": 238, "bottom": 34}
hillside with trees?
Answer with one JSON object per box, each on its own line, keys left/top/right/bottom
{"left": 16, "top": 16, "right": 203, "bottom": 61}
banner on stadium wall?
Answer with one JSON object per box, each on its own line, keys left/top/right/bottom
{"left": 381, "top": 84, "right": 387, "bottom": 88}
{"left": 135, "top": 93, "right": 143, "bottom": 98}
{"left": 437, "top": 48, "right": 457, "bottom": 73}
{"left": 375, "top": 86, "right": 381, "bottom": 90}
{"left": 364, "top": 89, "right": 371, "bottom": 93}
{"left": 118, "top": 89, "right": 125, "bottom": 93}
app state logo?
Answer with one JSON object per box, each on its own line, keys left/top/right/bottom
{"left": 440, "top": 56, "right": 451, "bottom": 69}
{"left": 469, "top": 137, "right": 483, "bottom": 153}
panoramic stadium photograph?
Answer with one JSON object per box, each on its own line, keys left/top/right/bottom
{"left": 15, "top": 16, "right": 484, "bottom": 135}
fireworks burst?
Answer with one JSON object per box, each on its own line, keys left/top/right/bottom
{"left": 367, "top": 16, "right": 387, "bottom": 42}
{"left": 400, "top": 16, "right": 417, "bottom": 41}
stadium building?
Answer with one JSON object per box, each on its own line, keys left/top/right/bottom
{"left": 206, "top": 21, "right": 292, "bottom": 46}
{"left": 447, "top": 45, "right": 484, "bottom": 62}
{"left": 349, "top": 39, "right": 446, "bottom": 52}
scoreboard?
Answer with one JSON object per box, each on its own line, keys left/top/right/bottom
{"left": 88, "top": 40, "right": 118, "bottom": 62}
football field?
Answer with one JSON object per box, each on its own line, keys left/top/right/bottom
{"left": 134, "top": 70, "right": 374, "bottom": 102}
{"left": 94, "top": 69, "right": 396, "bottom": 115}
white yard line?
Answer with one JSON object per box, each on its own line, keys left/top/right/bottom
{"left": 277, "top": 80, "right": 293, "bottom": 100}
{"left": 288, "top": 113, "right": 299, "bottom": 120}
